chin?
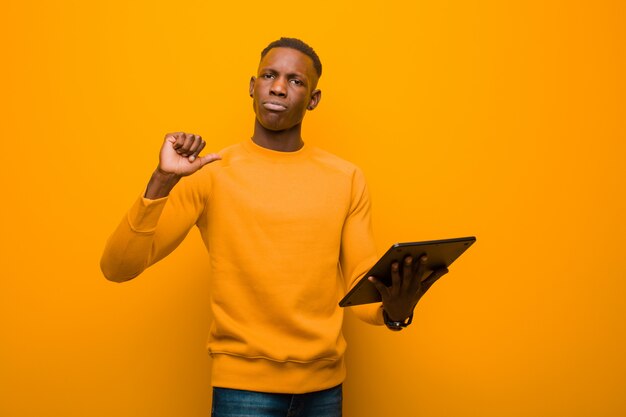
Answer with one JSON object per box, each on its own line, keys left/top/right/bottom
{"left": 258, "top": 117, "right": 295, "bottom": 132}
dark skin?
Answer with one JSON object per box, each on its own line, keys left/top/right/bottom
{"left": 248, "top": 47, "right": 322, "bottom": 151}
{"left": 143, "top": 46, "right": 444, "bottom": 323}
{"left": 369, "top": 256, "right": 449, "bottom": 322}
{"left": 144, "top": 47, "right": 320, "bottom": 198}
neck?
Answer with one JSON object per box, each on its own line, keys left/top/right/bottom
{"left": 251, "top": 119, "right": 304, "bottom": 152}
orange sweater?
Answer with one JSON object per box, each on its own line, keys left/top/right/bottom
{"left": 101, "top": 139, "right": 384, "bottom": 393}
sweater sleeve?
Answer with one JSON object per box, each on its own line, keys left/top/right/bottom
{"left": 100, "top": 173, "right": 209, "bottom": 282}
{"left": 340, "top": 168, "right": 384, "bottom": 326}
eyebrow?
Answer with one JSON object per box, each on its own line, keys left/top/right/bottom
{"left": 259, "top": 67, "right": 308, "bottom": 79}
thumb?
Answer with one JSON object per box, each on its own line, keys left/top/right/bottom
{"left": 197, "top": 153, "right": 222, "bottom": 167}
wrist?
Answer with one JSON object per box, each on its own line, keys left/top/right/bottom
{"left": 383, "top": 309, "right": 414, "bottom": 331}
{"left": 144, "top": 168, "right": 181, "bottom": 199}
{"left": 155, "top": 165, "right": 183, "bottom": 180}
{"left": 384, "top": 302, "right": 417, "bottom": 322}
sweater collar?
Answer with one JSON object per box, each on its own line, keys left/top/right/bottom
{"left": 242, "top": 138, "right": 312, "bottom": 161}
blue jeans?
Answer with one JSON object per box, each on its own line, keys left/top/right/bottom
{"left": 211, "top": 384, "right": 342, "bottom": 417}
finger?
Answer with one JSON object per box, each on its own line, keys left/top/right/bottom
{"left": 390, "top": 262, "right": 401, "bottom": 297}
{"left": 189, "top": 140, "right": 206, "bottom": 162}
{"left": 368, "top": 276, "right": 390, "bottom": 299}
{"left": 186, "top": 135, "right": 203, "bottom": 158}
{"left": 401, "top": 256, "right": 413, "bottom": 292}
{"left": 189, "top": 135, "right": 206, "bottom": 153}
{"left": 180, "top": 134, "right": 196, "bottom": 156}
{"left": 165, "top": 132, "right": 183, "bottom": 144}
{"left": 411, "top": 255, "right": 428, "bottom": 292}
{"left": 173, "top": 132, "right": 186, "bottom": 150}
{"left": 198, "top": 153, "right": 222, "bottom": 167}
{"left": 165, "top": 132, "right": 183, "bottom": 143}
{"left": 421, "top": 267, "right": 448, "bottom": 292}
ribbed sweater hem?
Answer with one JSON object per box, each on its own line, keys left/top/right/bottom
{"left": 209, "top": 352, "right": 346, "bottom": 394}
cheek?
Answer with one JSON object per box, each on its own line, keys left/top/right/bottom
{"left": 252, "top": 81, "right": 265, "bottom": 96}
{"left": 301, "top": 96, "right": 313, "bottom": 112}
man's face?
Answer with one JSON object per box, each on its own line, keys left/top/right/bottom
{"left": 249, "top": 47, "right": 321, "bottom": 132}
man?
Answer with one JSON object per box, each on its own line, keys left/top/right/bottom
{"left": 101, "top": 37, "right": 447, "bottom": 417}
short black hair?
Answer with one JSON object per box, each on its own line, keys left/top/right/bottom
{"left": 261, "top": 37, "right": 322, "bottom": 78}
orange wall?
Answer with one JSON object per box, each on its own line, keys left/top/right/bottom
{"left": 1, "top": 1, "right": 625, "bottom": 416}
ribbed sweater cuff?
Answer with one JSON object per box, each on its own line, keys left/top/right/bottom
{"left": 127, "top": 195, "right": 169, "bottom": 233}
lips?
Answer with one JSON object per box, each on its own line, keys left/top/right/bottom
{"left": 263, "top": 101, "right": 288, "bottom": 112}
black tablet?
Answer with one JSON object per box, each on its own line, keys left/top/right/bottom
{"left": 339, "top": 236, "right": 476, "bottom": 307}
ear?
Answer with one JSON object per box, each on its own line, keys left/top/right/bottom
{"left": 307, "top": 89, "right": 322, "bottom": 111}
{"left": 249, "top": 76, "right": 256, "bottom": 98}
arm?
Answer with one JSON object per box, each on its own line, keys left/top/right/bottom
{"left": 100, "top": 132, "right": 221, "bottom": 282}
{"left": 340, "top": 168, "right": 448, "bottom": 328}
{"left": 340, "top": 168, "right": 385, "bottom": 325}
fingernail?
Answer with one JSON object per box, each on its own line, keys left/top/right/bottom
{"left": 189, "top": 156, "right": 196, "bottom": 162}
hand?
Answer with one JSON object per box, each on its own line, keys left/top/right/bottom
{"left": 369, "top": 255, "right": 448, "bottom": 322}
{"left": 144, "top": 132, "right": 222, "bottom": 199}
{"left": 158, "top": 132, "right": 221, "bottom": 177}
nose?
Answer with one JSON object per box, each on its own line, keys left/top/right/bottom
{"left": 270, "top": 76, "right": 287, "bottom": 97}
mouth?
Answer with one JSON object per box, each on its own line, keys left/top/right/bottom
{"left": 262, "top": 101, "right": 288, "bottom": 112}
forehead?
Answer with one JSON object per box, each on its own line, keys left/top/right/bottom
{"left": 258, "top": 47, "right": 315, "bottom": 78}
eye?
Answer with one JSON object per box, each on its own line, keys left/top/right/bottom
{"left": 262, "top": 73, "right": 274, "bottom": 79}
{"left": 290, "top": 79, "right": 303, "bottom": 86}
